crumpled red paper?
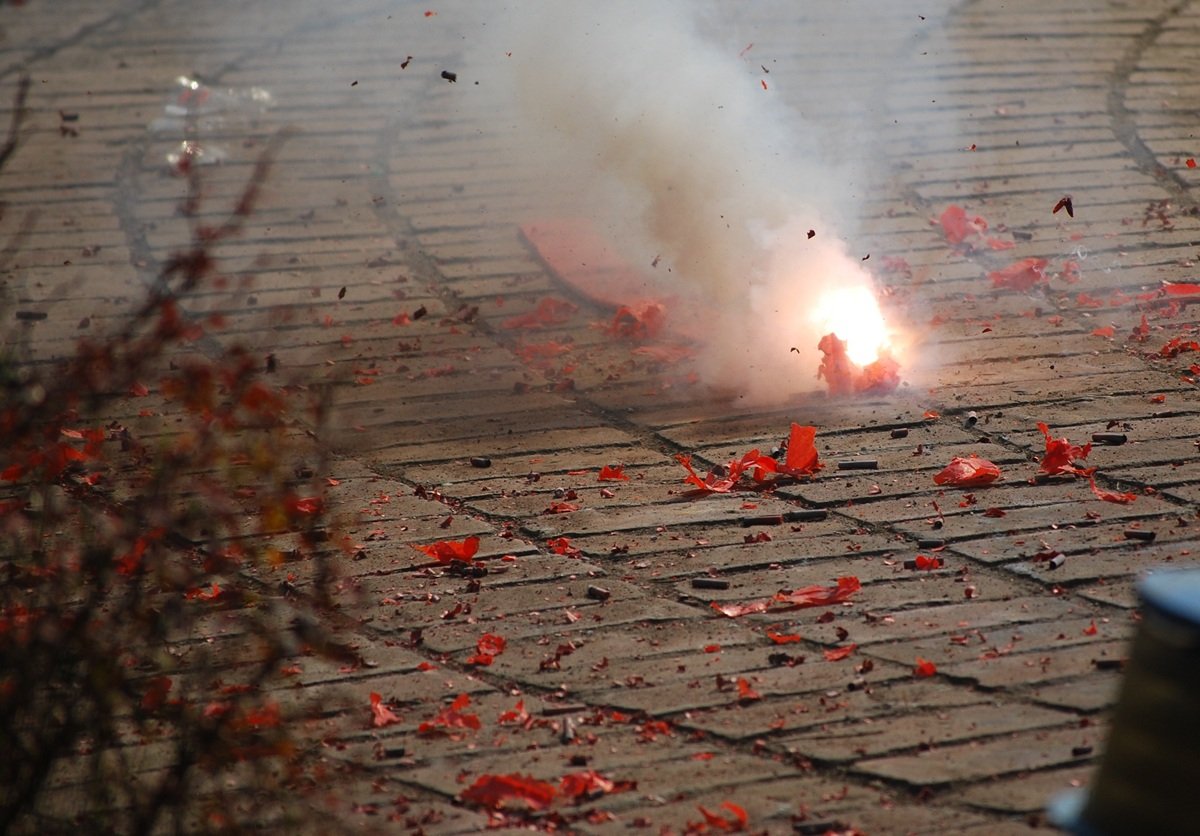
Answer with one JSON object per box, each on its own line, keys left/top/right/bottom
{"left": 711, "top": 576, "right": 861, "bottom": 617}
{"left": 460, "top": 773, "right": 557, "bottom": 811}
{"left": 989, "top": 257, "right": 1049, "bottom": 292}
{"left": 938, "top": 204, "right": 1014, "bottom": 251}
{"left": 413, "top": 536, "right": 480, "bottom": 564}
{"left": 676, "top": 424, "right": 822, "bottom": 493}
{"left": 1037, "top": 422, "right": 1092, "bottom": 476}
{"left": 933, "top": 456, "right": 1002, "bottom": 487}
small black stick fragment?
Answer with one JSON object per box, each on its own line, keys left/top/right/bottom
{"left": 441, "top": 70, "right": 457, "bottom": 83}
{"left": 890, "top": 428, "right": 909, "bottom": 439}
{"left": 691, "top": 577, "right": 730, "bottom": 590}
{"left": 783, "top": 509, "right": 828, "bottom": 522}
{"left": 1091, "top": 432, "right": 1127, "bottom": 445}
{"left": 1123, "top": 528, "right": 1155, "bottom": 542}
{"left": 838, "top": 460, "right": 878, "bottom": 471}
{"left": 741, "top": 515, "right": 784, "bottom": 527}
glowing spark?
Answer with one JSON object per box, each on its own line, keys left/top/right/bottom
{"left": 810, "top": 285, "right": 891, "bottom": 366}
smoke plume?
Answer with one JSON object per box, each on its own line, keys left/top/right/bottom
{"left": 473, "top": 1, "right": 898, "bottom": 402}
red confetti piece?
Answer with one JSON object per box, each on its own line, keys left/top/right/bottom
{"left": 1083, "top": 620, "right": 1098, "bottom": 636}
{"left": 933, "top": 456, "right": 1002, "bottom": 487}
{"left": 735, "top": 677, "right": 761, "bottom": 701}
{"left": 913, "top": 658, "right": 937, "bottom": 678}
{"left": 695, "top": 801, "right": 749, "bottom": 832}
{"left": 467, "top": 632, "right": 507, "bottom": 666}
{"left": 498, "top": 698, "right": 530, "bottom": 725}
{"left": 418, "top": 693, "right": 481, "bottom": 736}
{"left": 1162, "top": 281, "right": 1200, "bottom": 295}
{"left": 911, "top": 555, "right": 942, "bottom": 571}
{"left": 938, "top": 204, "right": 988, "bottom": 246}
{"left": 1188, "top": 158, "right": 1197, "bottom": 168}
{"left": 598, "top": 464, "right": 630, "bottom": 481}
{"left": 1038, "top": 423, "right": 1092, "bottom": 477}
{"left": 823, "top": 644, "right": 858, "bottom": 662}
{"left": 184, "top": 582, "right": 221, "bottom": 601}
{"left": 1158, "top": 337, "right": 1200, "bottom": 358}
{"left": 287, "top": 495, "right": 323, "bottom": 515}
{"left": 413, "top": 535, "right": 480, "bottom": 564}
{"left": 140, "top": 676, "right": 173, "bottom": 712}
{"left": 369, "top": 692, "right": 402, "bottom": 728}
{"left": 712, "top": 577, "right": 860, "bottom": 618}
{"left": 460, "top": 773, "right": 557, "bottom": 811}
{"left": 766, "top": 628, "right": 803, "bottom": 644}
{"left": 1088, "top": 475, "right": 1136, "bottom": 504}
{"left": 988, "top": 257, "right": 1049, "bottom": 292}
{"left": 782, "top": 423, "right": 822, "bottom": 476}
{"left": 547, "top": 536, "right": 581, "bottom": 557}
{"left": 559, "top": 770, "right": 633, "bottom": 801}
{"left": 1052, "top": 195, "right": 1074, "bottom": 217}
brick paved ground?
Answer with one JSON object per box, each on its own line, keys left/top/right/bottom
{"left": 4, "top": 0, "right": 1200, "bottom": 832}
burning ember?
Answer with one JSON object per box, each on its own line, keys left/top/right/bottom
{"left": 812, "top": 286, "right": 901, "bottom": 395}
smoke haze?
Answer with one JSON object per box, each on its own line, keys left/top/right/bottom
{"left": 470, "top": 1, "right": 907, "bottom": 402}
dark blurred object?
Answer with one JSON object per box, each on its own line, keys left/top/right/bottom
{"left": 1049, "top": 568, "right": 1200, "bottom": 834}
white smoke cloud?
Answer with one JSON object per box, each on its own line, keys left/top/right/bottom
{"left": 471, "top": 1, "right": 898, "bottom": 402}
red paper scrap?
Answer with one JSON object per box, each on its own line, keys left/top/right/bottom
{"left": 783, "top": 423, "right": 822, "bottom": 476}
{"left": 559, "top": 770, "right": 633, "bottom": 801}
{"left": 418, "top": 693, "right": 481, "bottom": 735}
{"left": 989, "top": 257, "right": 1049, "bottom": 292}
{"left": 498, "top": 699, "right": 530, "bottom": 725}
{"left": 766, "top": 628, "right": 803, "bottom": 644}
{"left": 939, "top": 204, "right": 988, "bottom": 246}
{"left": 1038, "top": 423, "right": 1092, "bottom": 476}
{"left": 933, "top": 456, "right": 1001, "bottom": 487}
{"left": 695, "top": 801, "right": 749, "bottom": 832}
{"left": 1089, "top": 476, "right": 1136, "bottom": 504}
{"left": 712, "top": 577, "right": 860, "bottom": 618}
{"left": 460, "top": 773, "right": 557, "bottom": 811}
{"left": 735, "top": 677, "right": 761, "bottom": 701}
{"left": 1158, "top": 336, "right": 1200, "bottom": 358}
{"left": 938, "top": 204, "right": 1012, "bottom": 251}
{"left": 369, "top": 692, "right": 402, "bottom": 728}
{"left": 467, "top": 632, "right": 507, "bottom": 666}
{"left": 598, "top": 464, "right": 630, "bottom": 481}
{"left": 413, "top": 536, "right": 480, "bottom": 564}
{"left": 823, "top": 644, "right": 857, "bottom": 662}
{"left": 1162, "top": 281, "right": 1200, "bottom": 296}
